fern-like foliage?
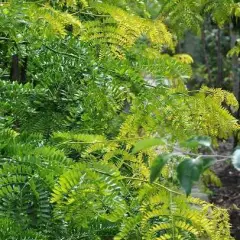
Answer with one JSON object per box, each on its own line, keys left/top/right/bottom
{"left": 80, "top": 3, "right": 174, "bottom": 57}
{"left": 202, "top": 169, "right": 222, "bottom": 188}
{"left": 173, "top": 53, "right": 194, "bottom": 64}
{"left": 0, "top": 217, "right": 47, "bottom": 240}
{"left": 0, "top": 1, "right": 81, "bottom": 41}
{"left": 159, "top": 0, "right": 236, "bottom": 36}
{"left": 0, "top": 129, "right": 70, "bottom": 228}
{"left": 160, "top": 0, "right": 203, "bottom": 35}
{"left": 57, "top": 0, "right": 89, "bottom": 9}
{"left": 131, "top": 47, "right": 193, "bottom": 85}
{"left": 202, "top": 0, "right": 234, "bottom": 26}
{"left": 228, "top": 42, "right": 240, "bottom": 57}
{"left": 136, "top": 189, "right": 233, "bottom": 240}
{"left": 0, "top": 0, "right": 238, "bottom": 239}
{"left": 51, "top": 161, "right": 127, "bottom": 238}
{"left": 0, "top": 80, "right": 64, "bottom": 135}
{"left": 50, "top": 132, "right": 234, "bottom": 240}
{"left": 115, "top": 86, "right": 239, "bottom": 143}
{"left": 1, "top": 1, "right": 174, "bottom": 58}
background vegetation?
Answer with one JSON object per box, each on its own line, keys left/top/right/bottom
{"left": 0, "top": 0, "right": 240, "bottom": 239}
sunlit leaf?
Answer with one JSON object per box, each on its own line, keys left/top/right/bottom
{"left": 132, "top": 138, "right": 164, "bottom": 153}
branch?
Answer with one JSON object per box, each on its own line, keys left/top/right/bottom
{"left": 58, "top": 138, "right": 232, "bottom": 162}
{"left": 123, "top": 176, "right": 183, "bottom": 195}
{"left": 56, "top": 136, "right": 146, "bottom": 146}
{"left": 93, "top": 168, "right": 183, "bottom": 195}
{"left": 0, "top": 37, "right": 28, "bottom": 44}
{"left": 44, "top": 45, "right": 81, "bottom": 59}
{"left": 172, "top": 151, "right": 230, "bottom": 160}
{"left": 73, "top": 11, "right": 109, "bottom": 17}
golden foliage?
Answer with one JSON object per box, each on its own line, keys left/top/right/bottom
{"left": 80, "top": 3, "right": 174, "bottom": 57}
{"left": 116, "top": 86, "right": 239, "bottom": 142}
{"left": 174, "top": 54, "right": 194, "bottom": 64}
{"left": 57, "top": 0, "right": 89, "bottom": 8}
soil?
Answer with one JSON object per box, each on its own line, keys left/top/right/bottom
{"left": 209, "top": 141, "right": 240, "bottom": 239}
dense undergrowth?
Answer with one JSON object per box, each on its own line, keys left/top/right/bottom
{"left": 0, "top": 0, "right": 240, "bottom": 239}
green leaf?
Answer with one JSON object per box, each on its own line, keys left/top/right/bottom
{"left": 232, "top": 148, "right": 240, "bottom": 171}
{"left": 177, "top": 157, "right": 214, "bottom": 196}
{"left": 181, "top": 136, "right": 212, "bottom": 149}
{"left": 150, "top": 154, "right": 170, "bottom": 183}
{"left": 132, "top": 138, "right": 164, "bottom": 153}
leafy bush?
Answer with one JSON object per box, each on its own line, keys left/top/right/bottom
{"left": 0, "top": 0, "right": 239, "bottom": 239}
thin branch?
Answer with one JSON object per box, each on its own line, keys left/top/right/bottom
{"left": 172, "top": 151, "right": 231, "bottom": 159}
{"left": 44, "top": 45, "right": 81, "bottom": 59}
{"left": 73, "top": 11, "right": 109, "bottom": 17}
{"left": 56, "top": 136, "right": 146, "bottom": 146}
{"left": 93, "top": 168, "right": 183, "bottom": 195}
{"left": 201, "top": 18, "right": 212, "bottom": 83}
{"left": 0, "top": 37, "right": 28, "bottom": 44}
{"left": 169, "top": 191, "right": 175, "bottom": 239}
{"left": 216, "top": 28, "right": 223, "bottom": 87}
{"left": 58, "top": 138, "right": 232, "bottom": 161}
{"left": 214, "top": 157, "right": 231, "bottom": 162}
{"left": 123, "top": 176, "right": 183, "bottom": 195}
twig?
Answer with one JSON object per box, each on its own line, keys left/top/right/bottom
{"left": 58, "top": 138, "right": 232, "bottom": 161}
{"left": 0, "top": 37, "right": 28, "bottom": 44}
{"left": 169, "top": 191, "right": 175, "bottom": 239}
{"left": 56, "top": 136, "right": 146, "bottom": 146}
{"left": 123, "top": 176, "right": 183, "bottom": 195}
{"left": 44, "top": 45, "right": 81, "bottom": 59}
{"left": 93, "top": 168, "right": 183, "bottom": 195}
{"left": 172, "top": 151, "right": 230, "bottom": 159}
{"left": 73, "top": 11, "right": 109, "bottom": 17}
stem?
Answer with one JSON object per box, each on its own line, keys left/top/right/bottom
{"left": 0, "top": 37, "right": 28, "bottom": 44}
{"left": 74, "top": 11, "right": 109, "bottom": 17}
{"left": 44, "top": 45, "right": 81, "bottom": 59}
{"left": 230, "top": 23, "right": 240, "bottom": 147}
{"left": 59, "top": 139, "right": 231, "bottom": 161}
{"left": 209, "top": 146, "right": 216, "bottom": 155}
{"left": 170, "top": 192, "right": 175, "bottom": 239}
{"left": 92, "top": 169, "right": 183, "bottom": 195}
{"left": 172, "top": 151, "right": 230, "bottom": 159}
{"left": 123, "top": 176, "right": 183, "bottom": 195}
{"left": 216, "top": 28, "right": 223, "bottom": 87}
{"left": 201, "top": 19, "right": 211, "bottom": 83}
{"left": 56, "top": 136, "right": 147, "bottom": 146}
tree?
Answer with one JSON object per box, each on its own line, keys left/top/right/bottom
{"left": 0, "top": 0, "right": 239, "bottom": 239}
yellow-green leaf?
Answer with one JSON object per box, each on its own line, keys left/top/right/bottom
{"left": 132, "top": 138, "right": 164, "bottom": 154}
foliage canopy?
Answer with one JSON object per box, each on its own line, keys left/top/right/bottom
{"left": 0, "top": 0, "right": 239, "bottom": 239}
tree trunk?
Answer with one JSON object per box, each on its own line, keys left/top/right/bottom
{"left": 10, "top": 54, "right": 20, "bottom": 81}
{"left": 201, "top": 20, "right": 211, "bottom": 83}
{"left": 10, "top": 54, "right": 28, "bottom": 83}
{"left": 230, "top": 23, "right": 240, "bottom": 147}
{"left": 20, "top": 56, "right": 28, "bottom": 84}
{"left": 216, "top": 28, "right": 223, "bottom": 88}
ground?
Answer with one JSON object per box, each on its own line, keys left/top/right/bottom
{"left": 209, "top": 141, "right": 240, "bottom": 239}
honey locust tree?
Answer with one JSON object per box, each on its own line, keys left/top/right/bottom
{"left": 0, "top": 0, "right": 239, "bottom": 239}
